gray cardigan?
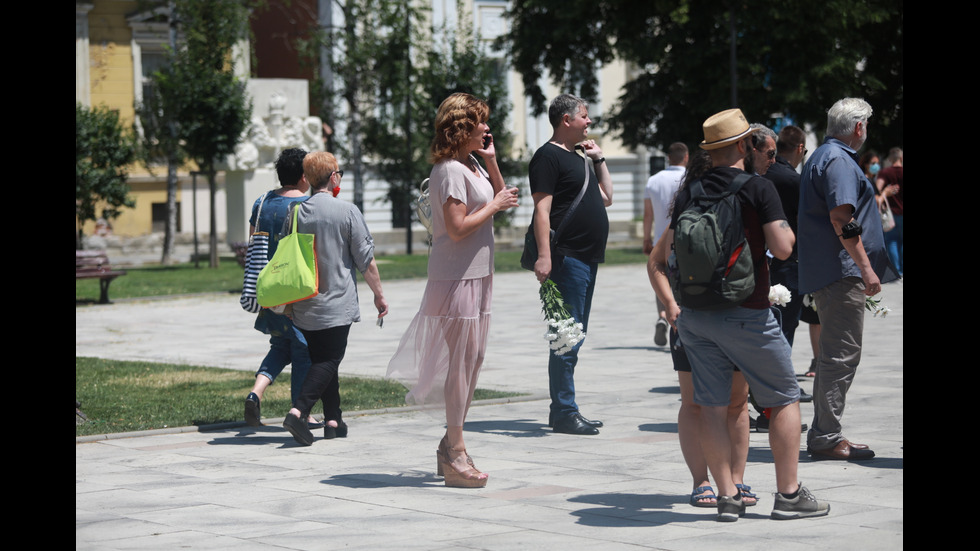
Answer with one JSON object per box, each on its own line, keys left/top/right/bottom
{"left": 284, "top": 192, "right": 376, "bottom": 331}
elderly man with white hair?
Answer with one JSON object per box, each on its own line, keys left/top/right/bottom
{"left": 798, "top": 98, "right": 900, "bottom": 461}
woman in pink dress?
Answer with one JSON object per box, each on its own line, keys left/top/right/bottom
{"left": 387, "top": 93, "right": 518, "bottom": 488}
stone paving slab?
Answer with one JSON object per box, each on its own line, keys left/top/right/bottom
{"left": 76, "top": 265, "right": 903, "bottom": 549}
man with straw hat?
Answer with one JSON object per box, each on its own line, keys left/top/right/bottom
{"left": 648, "top": 108, "right": 830, "bottom": 522}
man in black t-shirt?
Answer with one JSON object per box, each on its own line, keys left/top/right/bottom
{"left": 766, "top": 125, "right": 807, "bottom": 347}
{"left": 528, "top": 94, "right": 612, "bottom": 436}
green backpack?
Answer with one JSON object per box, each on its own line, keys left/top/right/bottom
{"left": 672, "top": 173, "right": 755, "bottom": 310}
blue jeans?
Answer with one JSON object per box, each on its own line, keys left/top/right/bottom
{"left": 885, "top": 214, "right": 903, "bottom": 276}
{"left": 548, "top": 255, "right": 598, "bottom": 420}
{"left": 255, "top": 311, "right": 312, "bottom": 405}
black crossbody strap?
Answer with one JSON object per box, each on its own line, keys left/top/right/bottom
{"left": 553, "top": 153, "right": 590, "bottom": 244}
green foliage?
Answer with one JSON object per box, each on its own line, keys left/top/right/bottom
{"left": 365, "top": 7, "right": 523, "bottom": 228}
{"left": 138, "top": 0, "right": 253, "bottom": 172}
{"left": 499, "top": 0, "right": 903, "bottom": 152}
{"left": 299, "top": 0, "right": 523, "bottom": 226}
{"left": 158, "top": 0, "right": 253, "bottom": 172}
{"left": 137, "top": 0, "right": 254, "bottom": 267}
{"left": 295, "top": 0, "right": 411, "bottom": 211}
{"left": 539, "top": 280, "right": 571, "bottom": 321}
{"left": 75, "top": 103, "right": 137, "bottom": 229}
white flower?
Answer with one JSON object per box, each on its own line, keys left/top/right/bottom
{"left": 539, "top": 280, "right": 587, "bottom": 356}
{"left": 544, "top": 317, "right": 586, "bottom": 356}
{"left": 769, "top": 284, "right": 792, "bottom": 307}
{"left": 865, "top": 295, "right": 892, "bottom": 319}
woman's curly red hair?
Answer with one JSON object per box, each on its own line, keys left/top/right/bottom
{"left": 429, "top": 93, "right": 490, "bottom": 164}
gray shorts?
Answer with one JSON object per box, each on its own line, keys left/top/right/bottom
{"left": 676, "top": 306, "right": 799, "bottom": 408}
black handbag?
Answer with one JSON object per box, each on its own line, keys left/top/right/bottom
{"left": 520, "top": 152, "right": 591, "bottom": 270}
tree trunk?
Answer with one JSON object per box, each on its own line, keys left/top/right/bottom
{"left": 207, "top": 166, "right": 219, "bottom": 268}
{"left": 161, "top": 160, "right": 178, "bottom": 264}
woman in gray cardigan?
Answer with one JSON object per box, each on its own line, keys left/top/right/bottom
{"left": 280, "top": 151, "right": 389, "bottom": 446}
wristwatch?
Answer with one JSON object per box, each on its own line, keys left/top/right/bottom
{"left": 593, "top": 157, "right": 606, "bottom": 165}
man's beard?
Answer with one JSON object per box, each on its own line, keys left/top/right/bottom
{"left": 744, "top": 150, "right": 756, "bottom": 174}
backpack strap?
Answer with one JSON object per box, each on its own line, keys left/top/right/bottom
{"left": 726, "top": 173, "right": 767, "bottom": 270}
{"left": 689, "top": 179, "right": 705, "bottom": 199}
{"left": 728, "top": 173, "right": 752, "bottom": 195}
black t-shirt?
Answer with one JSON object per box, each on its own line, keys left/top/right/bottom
{"left": 764, "top": 156, "right": 800, "bottom": 260}
{"left": 670, "top": 166, "right": 786, "bottom": 309}
{"left": 528, "top": 143, "right": 609, "bottom": 263}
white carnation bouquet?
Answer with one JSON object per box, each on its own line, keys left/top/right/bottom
{"left": 539, "top": 280, "right": 585, "bottom": 356}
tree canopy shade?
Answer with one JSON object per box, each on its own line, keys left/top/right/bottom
{"left": 76, "top": 103, "right": 137, "bottom": 245}
{"left": 497, "top": 0, "right": 903, "bottom": 152}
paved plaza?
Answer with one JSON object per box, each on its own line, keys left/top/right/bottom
{"left": 76, "top": 264, "right": 903, "bottom": 550}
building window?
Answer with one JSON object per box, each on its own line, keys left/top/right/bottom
{"left": 127, "top": 8, "right": 171, "bottom": 107}
{"left": 152, "top": 202, "right": 181, "bottom": 234}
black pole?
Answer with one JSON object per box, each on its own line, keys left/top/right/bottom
{"left": 192, "top": 170, "right": 200, "bottom": 268}
{"left": 404, "top": 1, "right": 413, "bottom": 255}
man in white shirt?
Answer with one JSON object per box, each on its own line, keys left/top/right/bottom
{"left": 642, "top": 142, "right": 688, "bottom": 346}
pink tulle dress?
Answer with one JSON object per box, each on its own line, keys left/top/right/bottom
{"left": 386, "top": 158, "right": 495, "bottom": 426}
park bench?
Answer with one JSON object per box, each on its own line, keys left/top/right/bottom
{"left": 76, "top": 250, "right": 127, "bottom": 304}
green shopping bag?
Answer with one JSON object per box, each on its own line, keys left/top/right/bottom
{"left": 256, "top": 205, "right": 318, "bottom": 307}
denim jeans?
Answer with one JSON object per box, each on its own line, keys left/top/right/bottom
{"left": 548, "top": 255, "right": 598, "bottom": 420}
{"left": 256, "top": 322, "right": 311, "bottom": 405}
{"left": 884, "top": 214, "right": 903, "bottom": 276}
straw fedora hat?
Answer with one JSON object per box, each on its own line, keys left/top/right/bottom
{"left": 699, "top": 108, "right": 757, "bottom": 150}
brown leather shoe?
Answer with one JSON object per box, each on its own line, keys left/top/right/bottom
{"left": 808, "top": 439, "right": 875, "bottom": 460}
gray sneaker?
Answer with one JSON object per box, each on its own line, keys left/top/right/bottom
{"left": 771, "top": 485, "right": 830, "bottom": 520}
{"left": 716, "top": 495, "right": 746, "bottom": 522}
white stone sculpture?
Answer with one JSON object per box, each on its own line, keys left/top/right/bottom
{"left": 222, "top": 90, "right": 323, "bottom": 170}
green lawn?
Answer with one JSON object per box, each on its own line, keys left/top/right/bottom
{"left": 75, "top": 357, "right": 521, "bottom": 437}
{"left": 76, "top": 247, "right": 644, "bottom": 436}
